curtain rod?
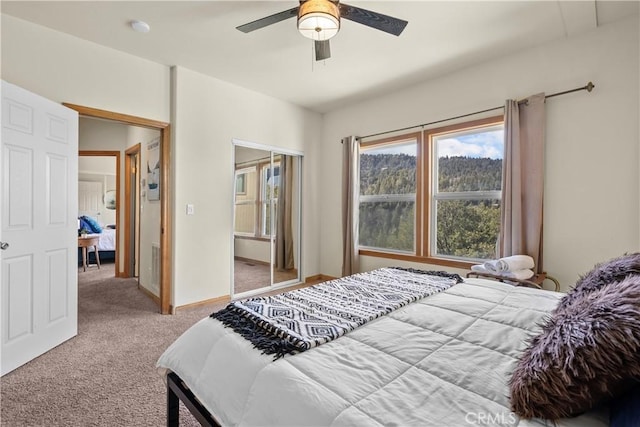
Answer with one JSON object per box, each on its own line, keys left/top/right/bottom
{"left": 358, "top": 81, "right": 595, "bottom": 140}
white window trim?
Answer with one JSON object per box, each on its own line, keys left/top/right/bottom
{"left": 233, "top": 166, "right": 257, "bottom": 236}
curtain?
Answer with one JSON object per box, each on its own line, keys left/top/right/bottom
{"left": 276, "top": 155, "right": 295, "bottom": 271}
{"left": 342, "top": 136, "right": 360, "bottom": 277}
{"left": 500, "top": 93, "right": 546, "bottom": 273}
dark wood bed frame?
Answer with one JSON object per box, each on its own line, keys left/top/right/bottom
{"left": 167, "top": 371, "right": 220, "bottom": 427}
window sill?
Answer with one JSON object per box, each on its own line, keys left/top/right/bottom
{"left": 234, "top": 235, "right": 271, "bottom": 242}
{"left": 358, "top": 249, "right": 475, "bottom": 270}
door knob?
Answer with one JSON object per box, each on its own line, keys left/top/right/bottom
{"left": 0, "top": 242, "right": 8, "bottom": 250}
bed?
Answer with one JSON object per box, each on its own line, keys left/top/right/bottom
{"left": 77, "top": 224, "right": 116, "bottom": 265}
{"left": 157, "top": 266, "right": 638, "bottom": 427}
{"left": 85, "top": 227, "right": 116, "bottom": 262}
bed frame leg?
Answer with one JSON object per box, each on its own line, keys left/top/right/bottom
{"left": 167, "top": 373, "right": 180, "bottom": 427}
{"left": 166, "top": 371, "right": 220, "bottom": 427}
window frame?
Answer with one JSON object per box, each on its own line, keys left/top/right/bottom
{"left": 358, "top": 116, "right": 504, "bottom": 269}
{"left": 358, "top": 132, "right": 422, "bottom": 255}
{"left": 233, "top": 166, "right": 258, "bottom": 238}
{"left": 259, "top": 161, "right": 280, "bottom": 238}
{"left": 233, "top": 158, "right": 281, "bottom": 241}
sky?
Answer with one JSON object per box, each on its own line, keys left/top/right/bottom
{"left": 364, "top": 128, "right": 504, "bottom": 159}
{"left": 437, "top": 129, "right": 504, "bottom": 159}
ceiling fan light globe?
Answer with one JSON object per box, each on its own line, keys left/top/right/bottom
{"left": 298, "top": 0, "right": 340, "bottom": 41}
{"left": 298, "top": 14, "right": 339, "bottom": 40}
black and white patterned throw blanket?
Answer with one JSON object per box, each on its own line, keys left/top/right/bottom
{"left": 211, "top": 267, "right": 462, "bottom": 359}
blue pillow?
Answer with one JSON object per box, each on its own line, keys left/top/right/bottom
{"left": 78, "top": 217, "right": 91, "bottom": 233}
{"left": 610, "top": 384, "right": 640, "bottom": 427}
{"left": 81, "top": 216, "right": 102, "bottom": 233}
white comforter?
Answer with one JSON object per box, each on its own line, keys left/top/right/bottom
{"left": 86, "top": 228, "right": 116, "bottom": 252}
{"left": 157, "top": 278, "right": 609, "bottom": 427}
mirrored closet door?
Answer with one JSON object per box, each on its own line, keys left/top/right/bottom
{"left": 233, "top": 142, "right": 301, "bottom": 297}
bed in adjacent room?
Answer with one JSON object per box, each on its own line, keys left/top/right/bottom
{"left": 85, "top": 227, "right": 116, "bottom": 262}
{"left": 78, "top": 216, "right": 116, "bottom": 264}
{"left": 157, "top": 261, "right": 640, "bottom": 427}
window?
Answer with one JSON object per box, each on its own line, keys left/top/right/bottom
{"left": 235, "top": 173, "right": 247, "bottom": 195}
{"left": 233, "top": 159, "right": 280, "bottom": 239}
{"left": 359, "top": 135, "right": 418, "bottom": 253}
{"left": 358, "top": 116, "right": 504, "bottom": 265}
{"left": 260, "top": 163, "right": 280, "bottom": 237}
{"left": 234, "top": 167, "right": 257, "bottom": 236}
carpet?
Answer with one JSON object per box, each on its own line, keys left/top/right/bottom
{"left": 234, "top": 259, "right": 298, "bottom": 294}
{"left": 0, "top": 262, "right": 224, "bottom": 426}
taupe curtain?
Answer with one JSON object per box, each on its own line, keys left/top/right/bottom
{"left": 342, "top": 136, "right": 359, "bottom": 277}
{"left": 500, "top": 93, "right": 546, "bottom": 273}
{"left": 276, "top": 155, "right": 294, "bottom": 271}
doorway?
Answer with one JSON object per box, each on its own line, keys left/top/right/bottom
{"left": 78, "top": 151, "right": 120, "bottom": 275}
{"left": 232, "top": 140, "right": 302, "bottom": 297}
{"left": 65, "top": 103, "right": 172, "bottom": 314}
{"left": 125, "top": 144, "right": 140, "bottom": 278}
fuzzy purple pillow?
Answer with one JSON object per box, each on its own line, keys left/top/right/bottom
{"left": 510, "top": 275, "right": 640, "bottom": 420}
{"left": 554, "top": 253, "right": 640, "bottom": 315}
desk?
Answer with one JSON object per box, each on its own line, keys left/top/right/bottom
{"left": 78, "top": 235, "right": 101, "bottom": 272}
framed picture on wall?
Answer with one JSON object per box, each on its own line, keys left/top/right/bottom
{"left": 104, "top": 190, "right": 116, "bottom": 210}
{"left": 147, "top": 137, "right": 160, "bottom": 201}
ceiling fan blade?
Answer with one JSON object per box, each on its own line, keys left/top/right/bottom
{"left": 339, "top": 3, "right": 408, "bottom": 36}
{"left": 315, "top": 40, "right": 331, "bottom": 61}
{"left": 236, "top": 6, "right": 299, "bottom": 33}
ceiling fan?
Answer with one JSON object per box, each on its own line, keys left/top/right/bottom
{"left": 236, "top": 0, "right": 408, "bottom": 61}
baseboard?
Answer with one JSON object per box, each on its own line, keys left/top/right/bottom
{"left": 172, "top": 275, "right": 335, "bottom": 312}
{"left": 234, "top": 256, "right": 269, "bottom": 266}
{"left": 138, "top": 284, "right": 160, "bottom": 307}
{"left": 305, "top": 274, "right": 338, "bottom": 283}
{"left": 174, "top": 294, "right": 230, "bottom": 312}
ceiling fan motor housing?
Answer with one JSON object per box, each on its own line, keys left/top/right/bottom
{"left": 298, "top": 0, "right": 340, "bottom": 40}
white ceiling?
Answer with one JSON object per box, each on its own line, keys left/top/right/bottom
{"left": 2, "top": 1, "right": 638, "bottom": 113}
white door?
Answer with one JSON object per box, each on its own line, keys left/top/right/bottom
{"left": 1, "top": 81, "right": 79, "bottom": 375}
{"left": 78, "top": 180, "right": 102, "bottom": 217}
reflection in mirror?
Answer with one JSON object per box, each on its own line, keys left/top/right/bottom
{"left": 233, "top": 146, "right": 271, "bottom": 294}
{"left": 273, "top": 154, "right": 299, "bottom": 285}
{"left": 233, "top": 145, "right": 301, "bottom": 296}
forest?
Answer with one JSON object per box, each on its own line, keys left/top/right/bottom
{"left": 359, "top": 153, "right": 502, "bottom": 259}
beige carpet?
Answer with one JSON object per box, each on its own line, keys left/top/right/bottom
{"left": 0, "top": 262, "right": 224, "bottom": 426}
{"left": 234, "top": 259, "right": 298, "bottom": 294}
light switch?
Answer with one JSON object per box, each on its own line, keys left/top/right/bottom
{"left": 186, "top": 204, "right": 195, "bottom": 215}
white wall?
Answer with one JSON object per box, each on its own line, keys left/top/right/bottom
{"left": 171, "top": 66, "right": 322, "bottom": 306}
{"left": 3, "top": 13, "right": 171, "bottom": 277}
{"left": 1, "top": 15, "right": 170, "bottom": 122}
{"left": 320, "top": 17, "right": 640, "bottom": 291}
{"left": 234, "top": 239, "right": 270, "bottom": 264}
{"left": 10, "top": 9, "right": 626, "bottom": 303}
{"left": 127, "top": 127, "right": 162, "bottom": 296}
{"left": 2, "top": 15, "right": 323, "bottom": 308}
{"left": 78, "top": 156, "right": 116, "bottom": 226}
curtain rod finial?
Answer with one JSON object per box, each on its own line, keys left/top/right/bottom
{"left": 586, "top": 82, "right": 595, "bottom": 92}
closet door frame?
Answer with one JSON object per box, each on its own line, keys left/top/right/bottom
{"left": 231, "top": 139, "right": 302, "bottom": 299}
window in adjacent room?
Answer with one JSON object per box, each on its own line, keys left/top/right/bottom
{"left": 358, "top": 116, "right": 504, "bottom": 266}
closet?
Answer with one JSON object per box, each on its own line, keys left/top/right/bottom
{"left": 232, "top": 141, "right": 302, "bottom": 297}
